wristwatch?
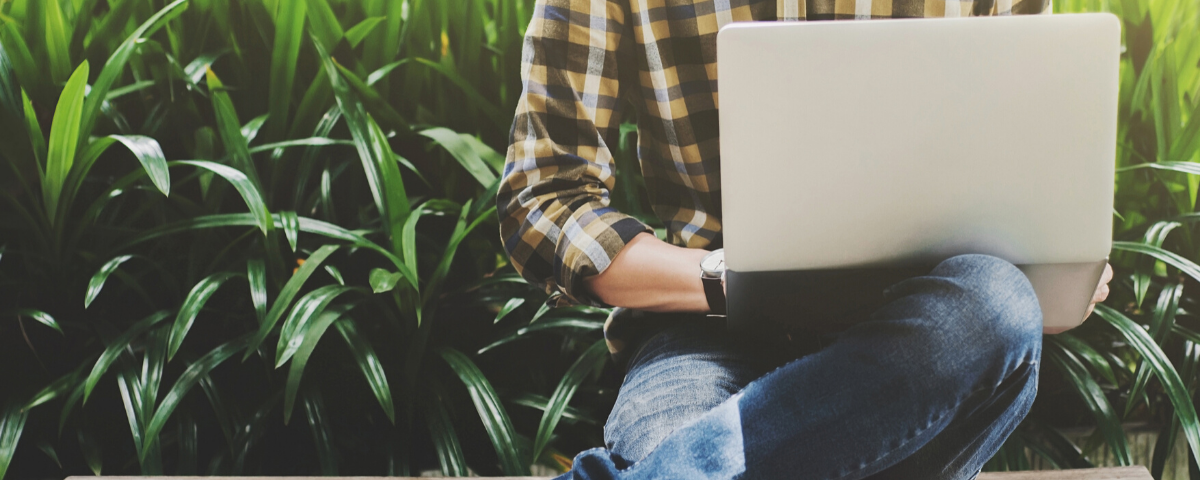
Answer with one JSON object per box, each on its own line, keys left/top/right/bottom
{"left": 700, "top": 249, "right": 727, "bottom": 316}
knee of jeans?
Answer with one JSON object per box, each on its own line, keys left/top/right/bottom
{"left": 928, "top": 254, "right": 1042, "bottom": 367}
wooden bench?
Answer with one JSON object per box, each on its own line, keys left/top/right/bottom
{"left": 68, "top": 466, "right": 1153, "bottom": 479}
{"left": 976, "top": 467, "right": 1152, "bottom": 479}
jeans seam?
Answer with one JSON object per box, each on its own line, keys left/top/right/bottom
{"left": 825, "top": 358, "right": 1038, "bottom": 480}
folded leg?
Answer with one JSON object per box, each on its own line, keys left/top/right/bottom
{"left": 564, "top": 254, "right": 1043, "bottom": 480}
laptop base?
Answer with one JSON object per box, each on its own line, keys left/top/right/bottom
{"left": 725, "top": 261, "right": 1106, "bottom": 332}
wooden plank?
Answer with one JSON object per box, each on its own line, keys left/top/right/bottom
{"left": 976, "top": 467, "right": 1153, "bottom": 479}
{"left": 65, "top": 467, "right": 1153, "bottom": 480}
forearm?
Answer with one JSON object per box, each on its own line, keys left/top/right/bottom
{"left": 582, "top": 232, "right": 711, "bottom": 312}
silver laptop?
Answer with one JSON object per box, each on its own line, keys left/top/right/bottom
{"left": 716, "top": 13, "right": 1120, "bottom": 331}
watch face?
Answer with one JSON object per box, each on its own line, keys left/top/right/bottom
{"left": 701, "top": 250, "right": 725, "bottom": 273}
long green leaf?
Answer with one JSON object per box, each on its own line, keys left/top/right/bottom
{"left": 324, "top": 265, "right": 345, "bottom": 285}
{"left": 315, "top": 38, "right": 409, "bottom": 254}
{"left": 301, "top": 392, "right": 337, "bottom": 474}
{"left": 170, "top": 160, "right": 270, "bottom": 235}
{"left": 420, "top": 127, "right": 497, "bottom": 187}
{"left": 463, "top": 136, "right": 508, "bottom": 173}
{"left": 276, "top": 286, "right": 361, "bottom": 366}
{"left": 365, "top": 58, "right": 411, "bottom": 86}
{"left": 59, "top": 135, "right": 170, "bottom": 225}
{"left": 477, "top": 316, "right": 605, "bottom": 354}
{"left": 245, "top": 244, "right": 340, "bottom": 359}
{"left": 79, "top": 0, "right": 188, "bottom": 143}
{"left": 1126, "top": 282, "right": 1183, "bottom": 417}
{"left": 437, "top": 347, "right": 527, "bottom": 476}
{"left": 288, "top": 79, "right": 336, "bottom": 158}
{"left": 345, "top": 16, "right": 386, "bottom": 48}
{"left": 106, "top": 80, "right": 157, "bottom": 101}
{"left": 494, "top": 297, "right": 526, "bottom": 324}
{"left": 83, "top": 310, "right": 171, "bottom": 403}
{"left": 509, "top": 392, "right": 599, "bottom": 425}
{"left": 20, "top": 89, "right": 45, "bottom": 175}
{"left": 42, "top": 0, "right": 71, "bottom": 84}
{"left": 304, "top": 0, "right": 343, "bottom": 50}
{"left": 0, "top": 403, "right": 30, "bottom": 480}
{"left": 248, "top": 258, "right": 267, "bottom": 323}
{"left": 1118, "top": 161, "right": 1200, "bottom": 176}
{"left": 282, "top": 304, "right": 352, "bottom": 423}
{"left": 116, "top": 356, "right": 160, "bottom": 471}
{"left": 117, "top": 214, "right": 415, "bottom": 290}
{"left": 1, "top": 25, "right": 39, "bottom": 102}
{"left": 43, "top": 61, "right": 89, "bottom": 220}
{"left": 77, "top": 429, "right": 102, "bottom": 475}
{"left": 1095, "top": 304, "right": 1200, "bottom": 468}
{"left": 335, "top": 319, "right": 395, "bottom": 423}
{"left": 1045, "top": 344, "right": 1132, "bottom": 465}
{"left": 140, "top": 328, "right": 167, "bottom": 428}
{"left": 26, "top": 368, "right": 83, "bottom": 410}
{"left": 241, "top": 114, "right": 269, "bottom": 144}
{"left": 1167, "top": 93, "right": 1200, "bottom": 162}
{"left": 246, "top": 137, "right": 354, "bottom": 154}
{"left": 111, "top": 135, "right": 171, "bottom": 196}
{"left": 533, "top": 340, "right": 609, "bottom": 461}
{"left": 360, "top": 0, "right": 400, "bottom": 75}
{"left": 1133, "top": 221, "right": 1178, "bottom": 307}
{"left": 14, "top": 308, "right": 62, "bottom": 335}
{"left": 401, "top": 207, "right": 426, "bottom": 278}
{"left": 35, "top": 440, "right": 61, "bottom": 470}
{"left": 167, "top": 272, "right": 241, "bottom": 360}
{"left": 1152, "top": 339, "right": 1199, "bottom": 478}
{"left": 1051, "top": 333, "right": 1118, "bottom": 385}
{"left": 84, "top": 255, "right": 135, "bottom": 308}
{"left": 280, "top": 211, "right": 300, "bottom": 252}
{"left": 425, "top": 382, "right": 468, "bottom": 477}
{"left": 333, "top": 61, "right": 410, "bottom": 131}
{"left": 425, "top": 202, "right": 495, "bottom": 305}
{"left": 204, "top": 68, "right": 264, "bottom": 192}
{"left": 141, "top": 334, "right": 253, "bottom": 460}
{"left": 1113, "top": 241, "right": 1200, "bottom": 285}
{"left": 267, "top": 0, "right": 306, "bottom": 141}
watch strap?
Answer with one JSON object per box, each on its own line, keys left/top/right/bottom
{"left": 702, "top": 275, "right": 727, "bottom": 316}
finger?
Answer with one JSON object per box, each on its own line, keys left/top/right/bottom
{"left": 1083, "top": 303, "right": 1096, "bottom": 321}
{"left": 1093, "top": 284, "right": 1110, "bottom": 303}
{"left": 1100, "top": 263, "right": 1114, "bottom": 284}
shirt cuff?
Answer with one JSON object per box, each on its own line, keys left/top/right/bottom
{"left": 552, "top": 204, "right": 653, "bottom": 307}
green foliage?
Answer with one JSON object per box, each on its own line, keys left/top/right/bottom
{"left": 0, "top": 0, "right": 608, "bottom": 477}
{"left": 988, "top": 0, "right": 1200, "bottom": 475}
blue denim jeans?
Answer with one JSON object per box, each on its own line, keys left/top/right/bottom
{"left": 557, "top": 254, "right": 1043, "bottom": 480}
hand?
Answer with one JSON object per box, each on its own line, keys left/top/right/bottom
{"left": 1043, "top": 262, "right": 1113, "bottom": 334}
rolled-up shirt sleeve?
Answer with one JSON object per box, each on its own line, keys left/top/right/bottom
{"left": 497, "top": 0, "right": 652, "bottom": 307}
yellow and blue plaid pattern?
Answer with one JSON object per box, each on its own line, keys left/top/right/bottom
{"left": 498, "top": 0, "right": 1050, "bottom": 347}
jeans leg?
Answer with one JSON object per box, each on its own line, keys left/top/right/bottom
{"left": 559, "top": 254, "right": 1042, "bottom": 480}
{"left": 604, "top": 323, "right": 768, "bottom": 465}
{"left": 862, "top": 355, "right": 1038, "bottom": 480}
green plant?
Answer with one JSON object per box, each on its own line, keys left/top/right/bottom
{"left": 0, "top": 0, "right": 615, "bottom": 477}
{"left": 981, "top": 0, "right": 1200, "bottom": 476}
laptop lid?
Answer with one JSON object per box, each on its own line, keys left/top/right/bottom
{"left": 716, "top": 14, "right": 1120, "bottom": 328}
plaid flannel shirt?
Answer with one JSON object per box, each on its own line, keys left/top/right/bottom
{"left": 498, "top": 0, "right": 1050, "bottom": 357}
